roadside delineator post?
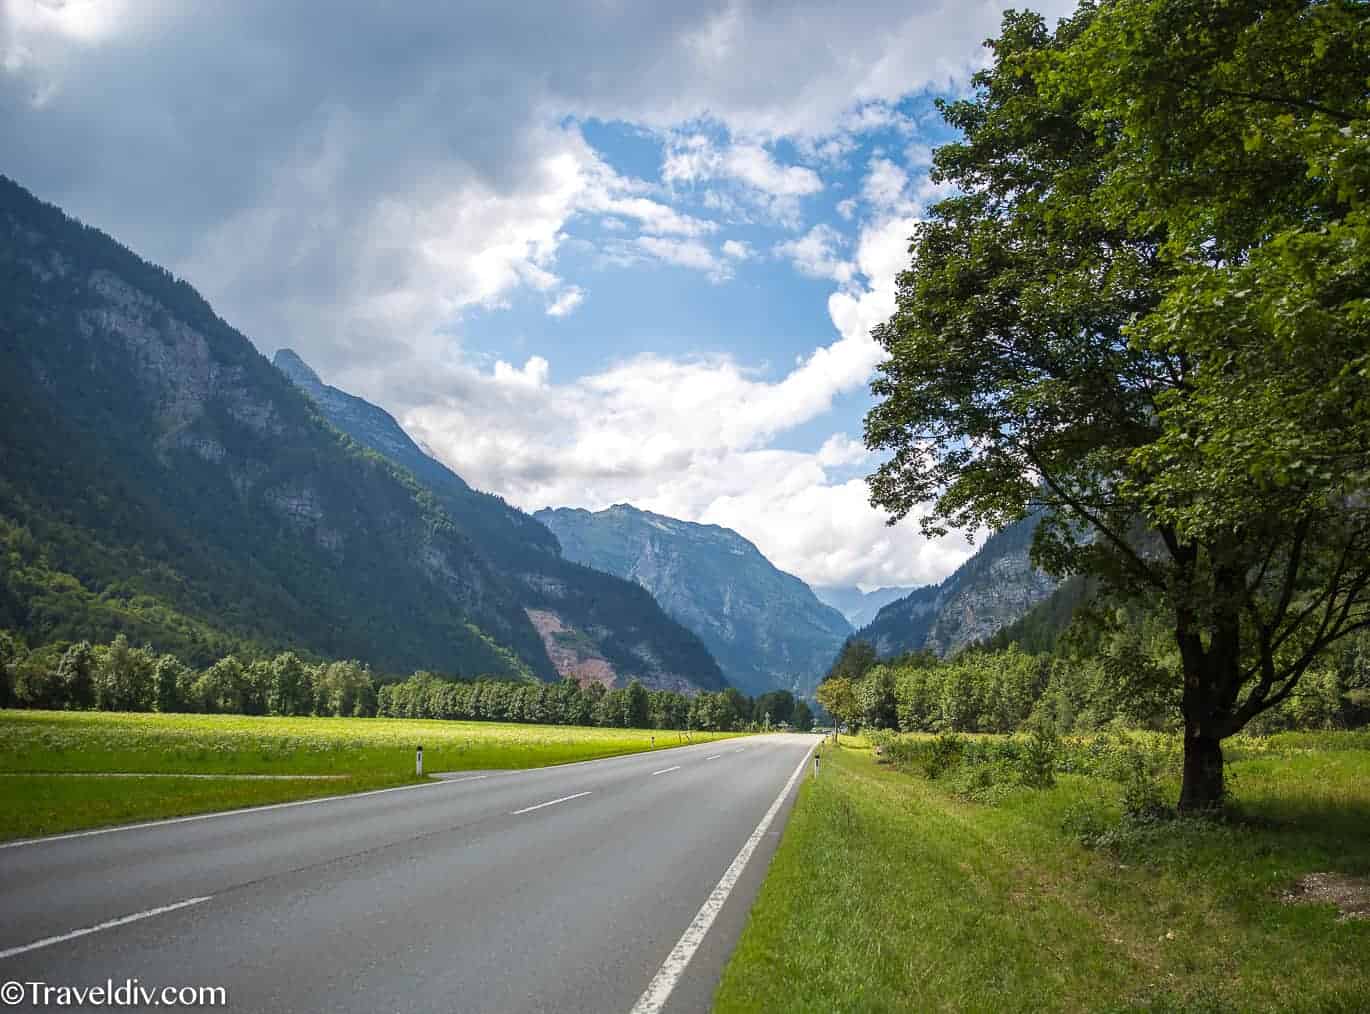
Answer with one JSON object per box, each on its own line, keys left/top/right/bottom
{"left": 416, "top": 744, "right": 424, "bottom": 777}
{"left": 813, "top": 753, "right": 820, "bottom": 779}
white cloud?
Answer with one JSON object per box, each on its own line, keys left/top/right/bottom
{"left": 393, "top": 202, "right": 949, "bottom": 590}
{"left": 546, "top": 286, "right": 585, "bottom": 317}
{"left": 635, "top": 235, "right": 732, "bottom": 281}
{"left": 4, "top": 0, "right": 1069, "bottom": 590}
{"left": 861, "top": 157, "right": 911, "bottom": 211}
{"left": 774, "top": 224, "right": 854, "bottom": 283}
{"left": 836, "top": 198, "right": 857, "bottom": 220}
{"left": 401, "top": 343, "right": 970, "bottom": 589}
{"left": 662, "top": 133, "right": 821, "bottom": 227}
{"left": 816, "top": 432, "right": 870, "bottom": 468}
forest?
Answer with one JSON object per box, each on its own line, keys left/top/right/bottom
{"left": 0, "top": 629, "right": 812, "bottom": 733}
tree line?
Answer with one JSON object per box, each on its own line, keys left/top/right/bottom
{"left": 0, "top": 629, "right": 815, "bottom": 732}
{"left": 817, "top": 631, "right": 1370, "bottom": 738}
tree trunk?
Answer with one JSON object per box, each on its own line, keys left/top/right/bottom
{"left": 1178, "top": 731, "right": 1224, "bottom": 812}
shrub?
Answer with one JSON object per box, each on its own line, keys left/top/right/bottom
{"left": 1019, "top": 723, "right": 1059, "bottom": 788}
{"left": 1120, "top": 752, "right": 1171, "bottom": 823}
{"left": 923, "top": 730, "right": 964, "bottom": 778}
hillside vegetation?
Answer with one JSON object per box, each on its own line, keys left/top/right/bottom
{"left": 274, "top": 350, "right": 725, "bottom": 692}
{"left": 0, "top": 174, "right": 558, "bottom": 679}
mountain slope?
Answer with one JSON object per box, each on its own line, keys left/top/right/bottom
{"left": 0, "top": 174, "right": 552, "bottom": 678}
{"left": 856, "top": 516, "right": 1059, "bottom": 659}
{"left": 273, "top": 350, "right": 726, "bottom": 693}
{"left": 812, "top": 585, "right": 920, "bottom": 629}
{"left": 534, "top": 504, "right": 851, "bottom": 697}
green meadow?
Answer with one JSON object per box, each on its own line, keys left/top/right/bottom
{"left": 0, "top": 709, "right": 740, "bottom": 840}
{"left": 716, "top": 730, "right": 1370, "bottom": 1013}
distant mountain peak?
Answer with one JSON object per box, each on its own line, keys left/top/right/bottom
{"left": 272, "top": 348, "right": 323, "bottom": 387}
{"left": 535, "top": 504, "right": 852, "bottom": 697}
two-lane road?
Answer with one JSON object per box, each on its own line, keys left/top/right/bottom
{"left": 0, "top": 733, "right": 819, "bottom": 1013}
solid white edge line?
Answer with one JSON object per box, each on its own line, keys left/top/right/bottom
{"left": 0, "top": 896, "right": 213, "bottom": 961}
{"left": 629, "top": 741, "right": 816, "bottom": 1014}
{"left": 0, "top": 777, "right": 459, "bottom": 851}
{"left": 510, "top": 791, "right": 592, "bottom": 816}
{"left": 651, "top": 766, "right": 682, "bottom": 776}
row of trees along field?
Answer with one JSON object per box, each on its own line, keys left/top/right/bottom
{"left": 0, "top": 630, "right": 814, "bottom": 732}
{"left": 860, "top": 0, "right": 1370, "bottom": 810}
{"left": 817, "top": 625, "right": 1370, "bottom": 741}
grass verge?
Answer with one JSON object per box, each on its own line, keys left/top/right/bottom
{"left": 0, "top": 709, "right": 741, "bottom": 841}
{"left": 715, "top": 734, "right": 1370, "bottom": 1013}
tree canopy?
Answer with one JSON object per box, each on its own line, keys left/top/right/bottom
{"left": 866, "top": 0, "right": 1370, "bottom": 809}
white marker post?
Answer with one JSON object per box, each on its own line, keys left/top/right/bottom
{"left": 416, "top": 744, "right": 424, "bottom": 778}
{"left": 813, "top": 754, "right": 820, "bottom": 779}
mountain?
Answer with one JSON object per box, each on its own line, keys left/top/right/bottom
{"left": 855, "top": 516, "right": 1059, "bottom": 659}
{"left": 812, "top": 584, "right": 920, "bottom": 629}
{"left": 0, "top": 173, "right": 559, "bottom": 679}
{"left": 273, "top": 350, "right": 725, "bottom": 693}
{"left": 534, "top": 504, "right": 852, "bottom": 698}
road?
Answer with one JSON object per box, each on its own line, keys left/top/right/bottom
{"left": 0, "top": 733, "right": 819, "bottom": 1013}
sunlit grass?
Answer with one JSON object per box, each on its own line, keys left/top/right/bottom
{"left": 717, "top": 731, "right": 1370, "bottom": 1013}
{"left": 0, "top": 709, "right": 742, "bottom": 840}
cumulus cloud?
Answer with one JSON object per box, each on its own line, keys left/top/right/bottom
{"left": 861, "top": 157, "right": 911, "bottom": 211}
{"left": 1, "top": 0, "right": 1078, "bottom": 588}
{"left": 774, "top": 224, "right": 854, "bottom": 283}
{"left": 662, "top": 133, "right": 822, "bottom": 226}
{"left": 635, "top": 235, "right": 733, "bottom": 281}
{"left": 546, "top": 286, "right": 585, "bottom": 317}
{"left": 401, "top": 347, "right": 971, "bottom": 589}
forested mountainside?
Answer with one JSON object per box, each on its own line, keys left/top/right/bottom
{"left": 274, "top": 350, "right": 725, "bottom": 693}
{"left": 535, "top": 504, "right": 851, "bottom": 697}
{"left": 0, "top": 174, "right": 554, "bottom": 678}
{"left": 855, "top": 516, "right": 1058, "bottom": 659}
{"left": 812, "top": 584, "right": 920, "bottom": 629}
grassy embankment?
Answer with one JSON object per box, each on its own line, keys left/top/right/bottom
{"left": 717, "top": 730, "right": 1370, "bottom": 1013}
{"left": 0, "top": 709, "right": 740, "bottom": 841}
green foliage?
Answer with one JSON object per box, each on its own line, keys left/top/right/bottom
{"left": 826, "top": 639, "right": 877, "bottom": 684}
{"left": 719, "top": 735, "right": 1370, "bottom": 1013}
{"left": 864, "top": 3, "right": 1370, "bottom": 809}
{"left": 375, "top": 668, "right": 761, "bottom": 731}
{"left": 1019, "top": 722, "right": 1059, "bottom": 789}
{"left": 0, "top": 174, "right": 555, "bottom": 683}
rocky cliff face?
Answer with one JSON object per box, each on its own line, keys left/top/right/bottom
{"left": 535, "top": 504, "right": 852, "bottom": 697}
{"left": 0, "top": 174, "right": 551, "bottom": 677}
{"left": 274, "top": 351, "right": 725, "bottom": 693}
{"left": 856, "top": 516, "right": 1059, "bottom": 659}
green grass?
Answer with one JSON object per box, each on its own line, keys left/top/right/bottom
{"left": 0, "top": 709, "right": 740, "bottom": 841}
{"left": 716, "top": 732, "right": 1370, "bottom": 1013}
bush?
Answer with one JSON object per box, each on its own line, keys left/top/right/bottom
{"left": 1019, "top": 723, "right": 1059, "bottom": 788}
{"left": 923, "top": 730, "right": 964, "bottom": 778}
{"left": 1120, "top": 752, "right": 1171, "bottom": 824}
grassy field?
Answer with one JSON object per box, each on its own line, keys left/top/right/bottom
{"left": 0, "top": 709, "right": 740, "bottom": 841}
{"left": 716, "top": 730, "right": 1370, "bottom": 1013}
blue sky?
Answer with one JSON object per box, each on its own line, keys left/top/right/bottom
{"left": 1, "top": 0, "right": 1077, "bottom": 590}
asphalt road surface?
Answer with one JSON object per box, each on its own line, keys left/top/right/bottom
{"left": 0, "top": 733, "right": 820, "bottom": 1013}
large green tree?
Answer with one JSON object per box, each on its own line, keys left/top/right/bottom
{"left": 866, "top": 0, "right": 1370, "bottom": 809}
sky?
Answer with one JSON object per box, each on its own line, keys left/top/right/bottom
{"left": 1, "top": 0, "right": 1077, "bottom": 592}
